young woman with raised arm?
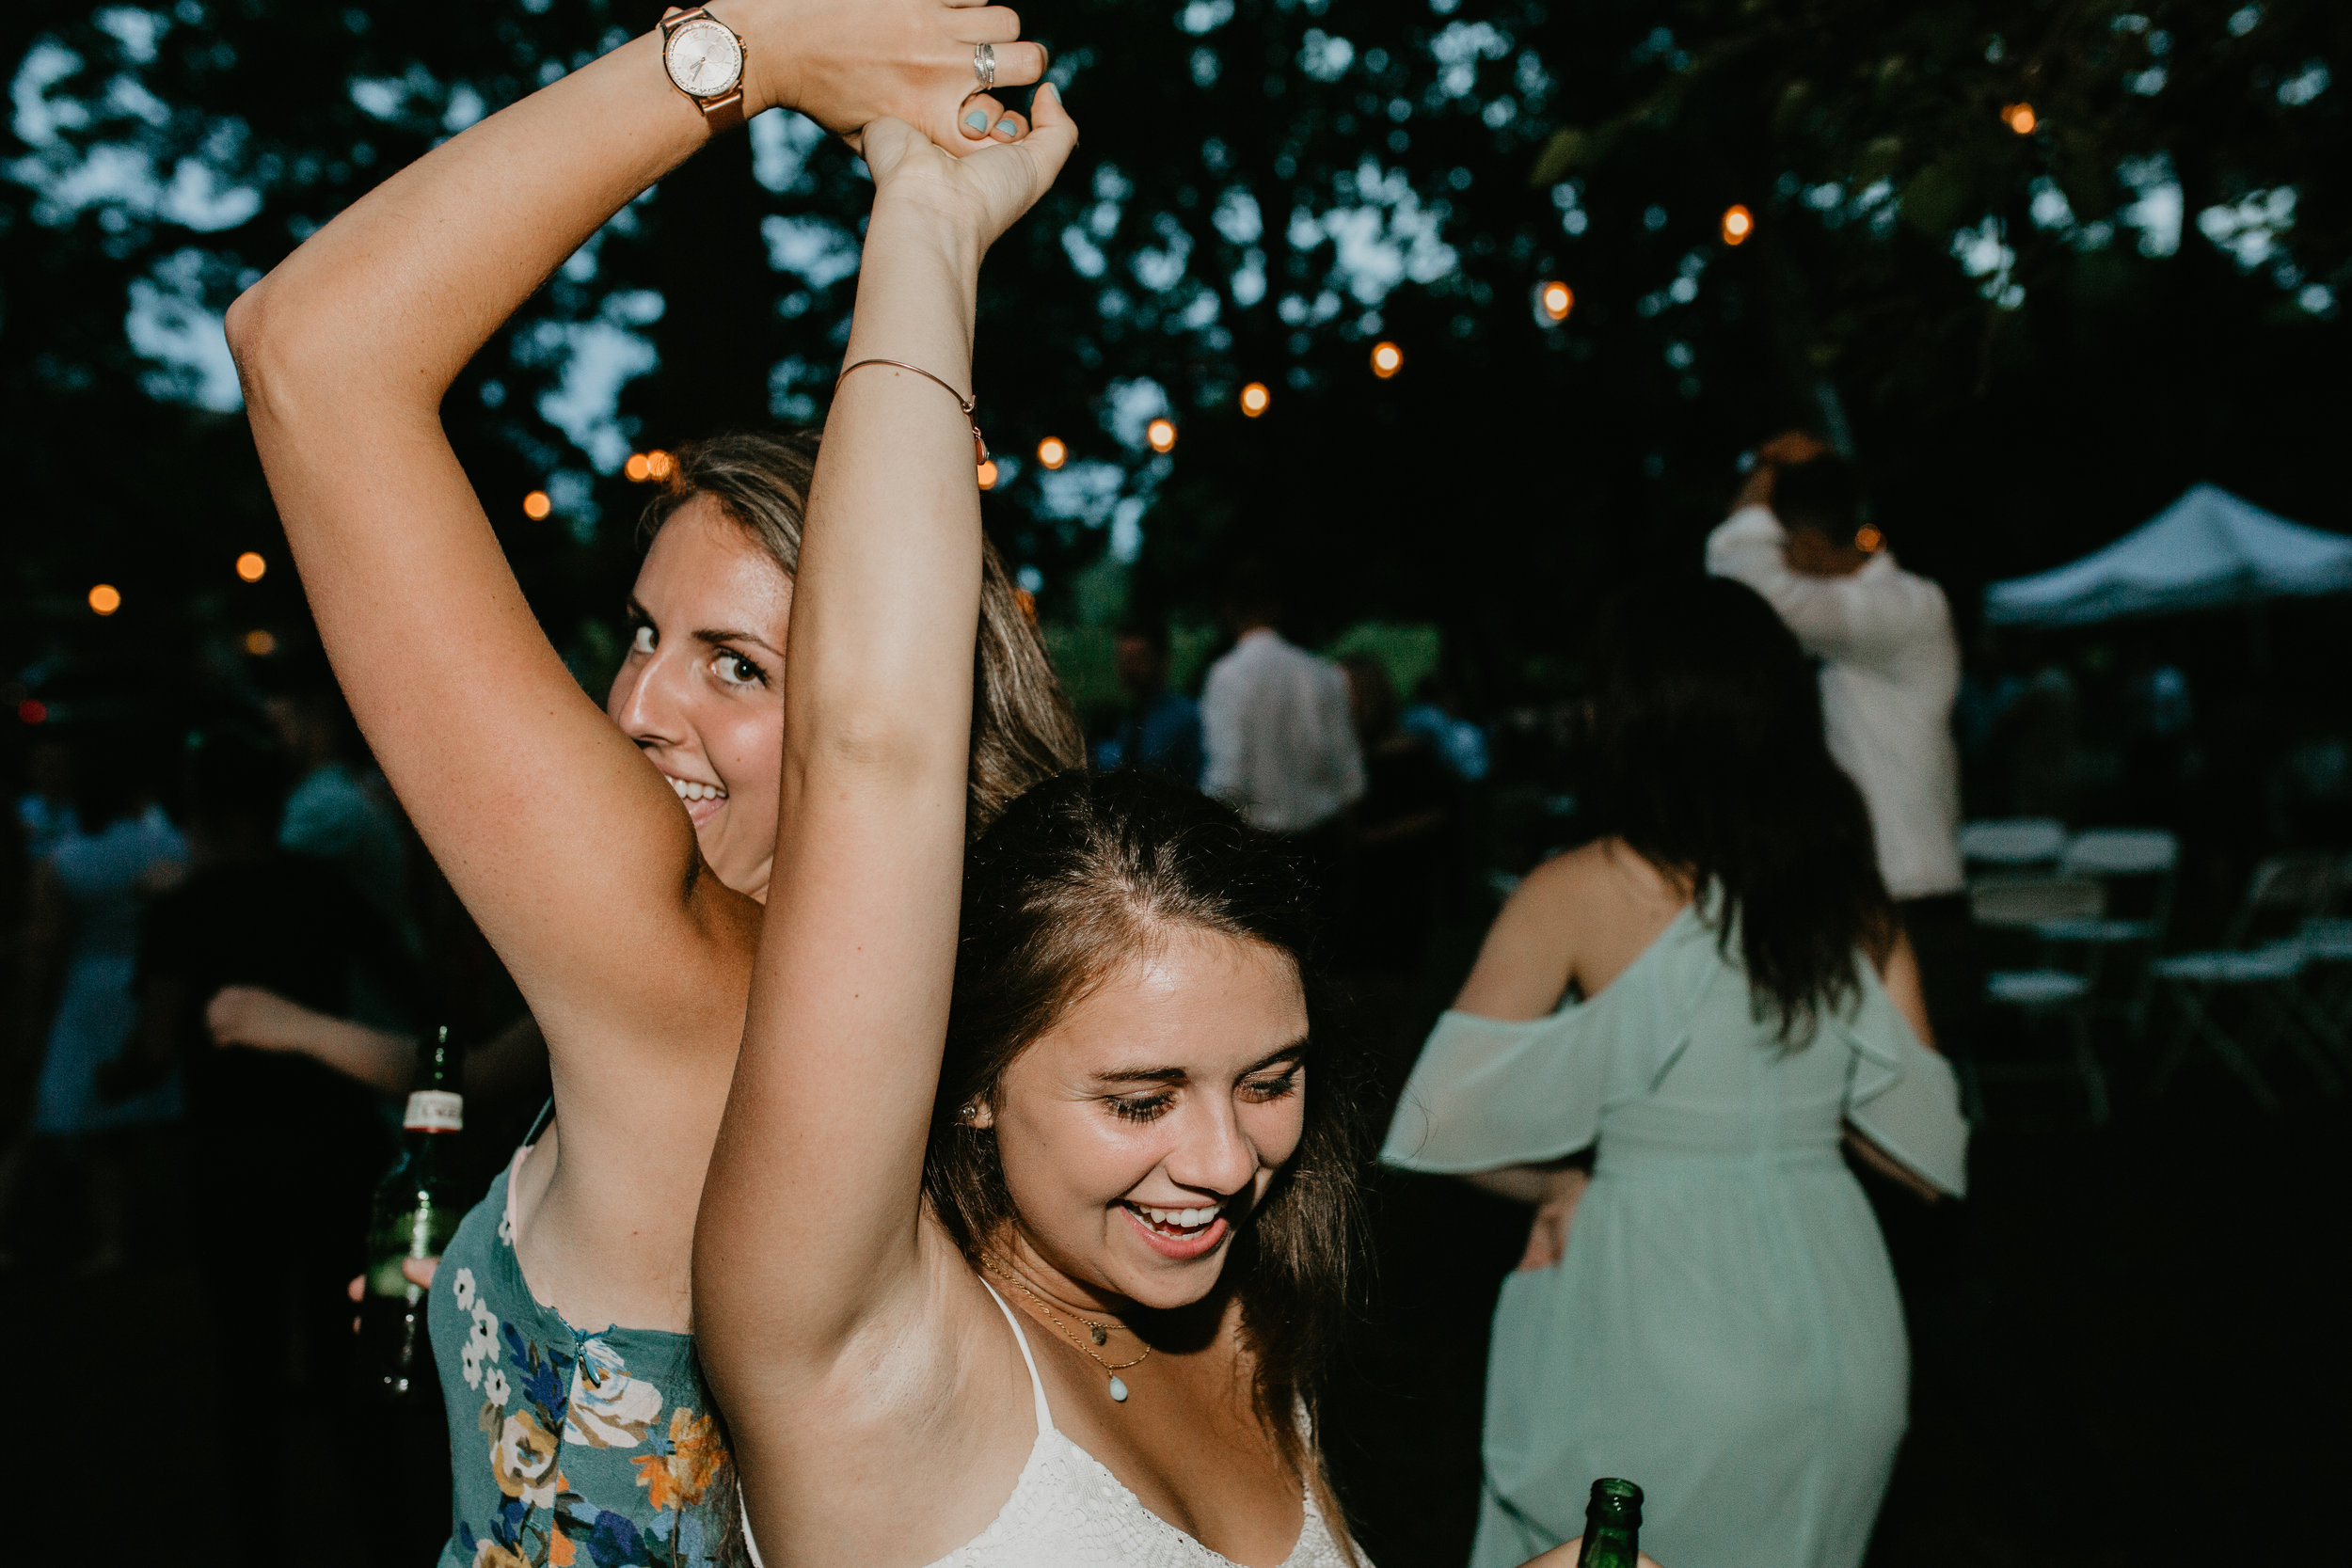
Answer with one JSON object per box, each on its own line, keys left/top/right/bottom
{"left": 689, "top": 89, "right": 1642, "bottom": 1568}
{"left": 226, "top": 5, "right": 1071, "bottom": 1561}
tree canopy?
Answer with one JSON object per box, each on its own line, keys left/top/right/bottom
{"left": 4, "top": 0, "right": 2345, "bottom": 709}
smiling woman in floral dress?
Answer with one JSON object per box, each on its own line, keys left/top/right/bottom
{"left": 224, "top": 3, "right": 1065, "bottom": 1563}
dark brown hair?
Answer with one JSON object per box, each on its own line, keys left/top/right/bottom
{"left": 924, "top": 768, "right": 1368, "bottom": 1482}
{"left": 1583, "top": 575, "right": 1893, "bottom": 1039}
{"left": 642, "top": 430, "right": 1084, "bottom": 832}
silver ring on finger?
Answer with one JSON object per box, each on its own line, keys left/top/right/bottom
{"left": 973, "top": 41, "right": 996, "bottom": 93}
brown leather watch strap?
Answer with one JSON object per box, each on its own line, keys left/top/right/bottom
{"left": 701, "top": 89, "right": 745, "bottom": 135}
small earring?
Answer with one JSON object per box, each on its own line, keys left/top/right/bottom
{"left": 959, "top": 1102, "right": 980, "bottom": 1124}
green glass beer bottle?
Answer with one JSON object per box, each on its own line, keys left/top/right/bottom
{"left": 1574, "top": 1478, "right": 1643, "bottom": 1568}
{"left": 360, "top": 1026, "right": 466, "bottom": 1401}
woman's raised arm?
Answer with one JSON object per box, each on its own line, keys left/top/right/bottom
{"left": 225, "top": 2, "right": 1041, "bottom": 1058}
{"left": 694, "top": 88, "right": 1075, "bottom": 1419}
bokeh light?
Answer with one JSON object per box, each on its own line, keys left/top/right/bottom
{"left": 87, "top": 583, "right": 121, "bottom": 616}
{"left": 1240, "top": 382, "right": 1271, "bottom": 417}
{"left": 235, "top": 550, "right": 267, "bottom": 582}
{"left": 522, "top": 490, "right": 553, "bottom": 520}
{"left": 625, "top": 453, "right": 651, "bottom": 482}
{"left": 1147, "top": 418, "right": 1177, "bottom": 453}
{"left": 1037, "top": 436, "right": 1068, "bottom": 469}
{"left": 645, "top": 450, "right": 675, "bottom": 481}
{"left": 1538, "top": 281, "right": 1574, "bottom": 322}
{"left": 245, "top": 628, "right": 279, "bottom": 656}
{"left": 1855, "top": 525, "right": 1884, "bottom": 553}
{"left": 2002, "top": 103, "right": 2038, "bottom": 135}
{"left": 1721, "top": 205, "right": 1754, "bottom": 245}
{"left": 1371, "top": 341, "right": 1403, "bottom": 379}
{"left": 977, "top": 458, "right": 1000, "bottom": 490}
{"left": 18, "top": 700, "right": 47, "bottom": 725}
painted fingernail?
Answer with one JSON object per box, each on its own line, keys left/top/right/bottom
{"left": 965, "top": 109, "right": 990, "bottom": 132}
{"left": 997, "top": 118, "right": 1020, "bottom": 137}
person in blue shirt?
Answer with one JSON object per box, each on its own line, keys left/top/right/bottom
{"left": 1096, "top": 619, "right": 1203, "bottom": 787}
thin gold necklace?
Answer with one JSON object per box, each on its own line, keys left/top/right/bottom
{"left": 980, "top": 1255, "right": 1152, "bottom": 1402}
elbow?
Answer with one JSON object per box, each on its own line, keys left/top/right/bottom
{"left": 223, "top": 277, "right": 299, "bottom": 424}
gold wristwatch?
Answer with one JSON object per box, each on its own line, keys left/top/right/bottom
{"left": 660, "top": 7, "right": 747, "bottom": 135}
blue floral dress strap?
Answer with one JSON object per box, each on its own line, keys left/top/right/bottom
{"left": 429, "top": 1129, "right": 735, "bottom": 1568}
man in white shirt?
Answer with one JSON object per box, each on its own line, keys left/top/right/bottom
{"left": 1707, "top": 451, "right": 1972, "bottom": 1045}
{"left": 1199, "top": 576, "right": 1366, "bottom": 838}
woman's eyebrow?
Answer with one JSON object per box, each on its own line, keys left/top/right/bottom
{"left": 1094, "top": 1066, "right": 1187, "bottom": 1086}
{"left": 692, "top": 627, "right": 784, "bottom": 657}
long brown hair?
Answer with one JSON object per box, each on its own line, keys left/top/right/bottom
{"left": 642, "top": 430, "right": 1083, "bottom": 832}
{"left": 1583, "top": 575, "right": 1893, "bottom": 1038}
{"left": 924, "top": 768, "right": 1369, "bottom": 1487}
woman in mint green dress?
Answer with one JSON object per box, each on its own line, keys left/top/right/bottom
{"left": 1383, "top": 578, "right": 1969, "bottom": 1568}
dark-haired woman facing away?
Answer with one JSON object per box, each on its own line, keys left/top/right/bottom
{"left": 1383, "top": 576, "right": 1969, "bottom": 1568}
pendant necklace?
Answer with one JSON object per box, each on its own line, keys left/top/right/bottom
{"left": 981, "top": 1255, "right": 1152, "bottom": 1402}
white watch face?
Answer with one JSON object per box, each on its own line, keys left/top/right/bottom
{"left": 665, "top": 19, "right": 743, "bottom": 99}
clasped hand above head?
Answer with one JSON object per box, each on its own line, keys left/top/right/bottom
{"left": 716, "top": 0, "right": 1051, "bottom": 153}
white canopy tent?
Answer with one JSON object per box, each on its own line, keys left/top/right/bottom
{"left": 1983, "top": 483, "right": 2352, "bottom": 626}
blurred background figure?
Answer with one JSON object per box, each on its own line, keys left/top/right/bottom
{"left": 1339, "top": 652, "right": 1455, "bottom": 976}
{"left": 264, "top": 675, "right": 412, "bottom": 948}
{"left": 1200, "top": 558, "right": 1366, "bottom": 843}
{"left": 102, "top": 726, "right": 413, "bottom": 1566}
{"left": 1383, "top": 576, "right": 1966, "bottom": 1568}
{"left": 8, "top": 725, "right": 186, "bottom": 1273}
{"left": 1708, "top": 440, "right": 1972, "bottom": 1053}
{"left": 1094, "top": 617, "right": 1203, "bottom": 785}
{"left": 1402, "top": 672, "right": 1491, "bottom": 784}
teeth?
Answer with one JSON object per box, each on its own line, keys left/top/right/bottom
{"left": 1136, "top": 1204, "right": 1220, "bottom": 1229}
{"left": 667, "top": 776, "right": 727, "bottom": 803}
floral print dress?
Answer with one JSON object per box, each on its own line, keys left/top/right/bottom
{"left": 430, "top": 1137, "right": 733, "bottom": 1568}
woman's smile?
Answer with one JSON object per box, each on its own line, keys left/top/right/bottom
{"left": 1119, "top": 1199, "right": 1230, "bottom": 1261}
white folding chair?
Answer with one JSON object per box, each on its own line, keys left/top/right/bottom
{"left": 2045, "top": 829, "right": 2180, "bottom": 1037}
{"left": 1959, "top": 817, "right": 2069, "bottom": 874}
{"left": 1971, "top": 875, "right": 2110, "bottom": 1125}
{"left": 2150, "top": 852, "right": 2343, "bottom": 1111}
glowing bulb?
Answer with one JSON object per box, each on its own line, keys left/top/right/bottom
{"left": 977, "top": 458, "right": 1000, "bottom": 490}
{"left": 1371, "top": 341, "right": 1403, "bottom": 379}
{"left": 1721, "top": 205, "right": 1754, "bottom": 245}
{"left": 1239, "top": 382, "right": 1270, "bottom": 417}
{"left": 1855, "top": 526, "right": 1883, "bottom": 553}
{"left": 16, "top": 699, "right": 45, "bottom": 724}
{"left": 1037, "top": 436, "right": 1068, "bottom": 469}
{"left": 1538, "top": 280, "right": 1574, "bottom": 322}
{"left": 522, "top": 490, "right": 553, "bottom": 520}
{"left": 235, "top": 550, "right": 267, "bottom": 583}
{"left": 2002, "top": 103, "right": 2037, "bottom": 135}
{"left": 625, "top": 453, "right": 651, "bottom": 482}
{"left": 645, "top": 450, "right": 675, "bottom": 481}
{"left": 244, "top": 628, "right": 278, "bottom": 657}
{"left": 1147, "top": 418, "right": 1177, "bottom": 453}
{"left": 88, "top": 583, "right": 121, "bottom": 616}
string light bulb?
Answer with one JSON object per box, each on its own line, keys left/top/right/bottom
{"left": 977, "top": 458, "right": 1000, "bottom": 490}
{"left": 235, "top": 550, "right": 267, "bottom": 582}
{"left": 1371, "top": 341, "right": 1403, "bottom": 379}
{"left": 625, "top": 453, "right": 651, "bottom": 482}
{"left": 245, "top": 628, "right": 278, "bottom": 656}
{"left": 88, "top": 583, "right": 121, "bottom": 616}
{"left": 1721, "top": 205, "right": 1754, "bottom": 245}
{"left": 1037, "top": 436, "right": 1068, "bottom": 469}
{"left": 2002, "top": 103, "right": 2037, "bottom": 135}
{"left": 1240, "top": 382, "right": 1270, "bottom": 417}
{"left": 522, "top": 490, "right": 553, "bottom": 520}
{"left": 1147, "top": 418, "right": 1177, "bottom": 453}
{"left": 1855, "top": 525, "right": 1884, "bottom": 553}
{"left": 644, "top": 450, "right": 675, "bottom": 481}
{"left": 1538, "top": 280, "right": 1574, "bottom": 322}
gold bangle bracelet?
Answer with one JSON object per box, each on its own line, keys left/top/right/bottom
{"left": 835, "top": 357, "right": 987, "bottom": 466}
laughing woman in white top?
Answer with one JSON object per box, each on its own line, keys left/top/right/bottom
{"left": 689, "top": 90, "right": 1375, "bottom": 1568}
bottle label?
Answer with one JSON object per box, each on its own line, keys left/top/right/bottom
{"left": 404, "top": 1089, "right": 464, "bottom": 1132}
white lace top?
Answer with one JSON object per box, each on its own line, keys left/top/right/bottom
{"left": 743, "top": 1280, "right": 1359, "bottom": 1568}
